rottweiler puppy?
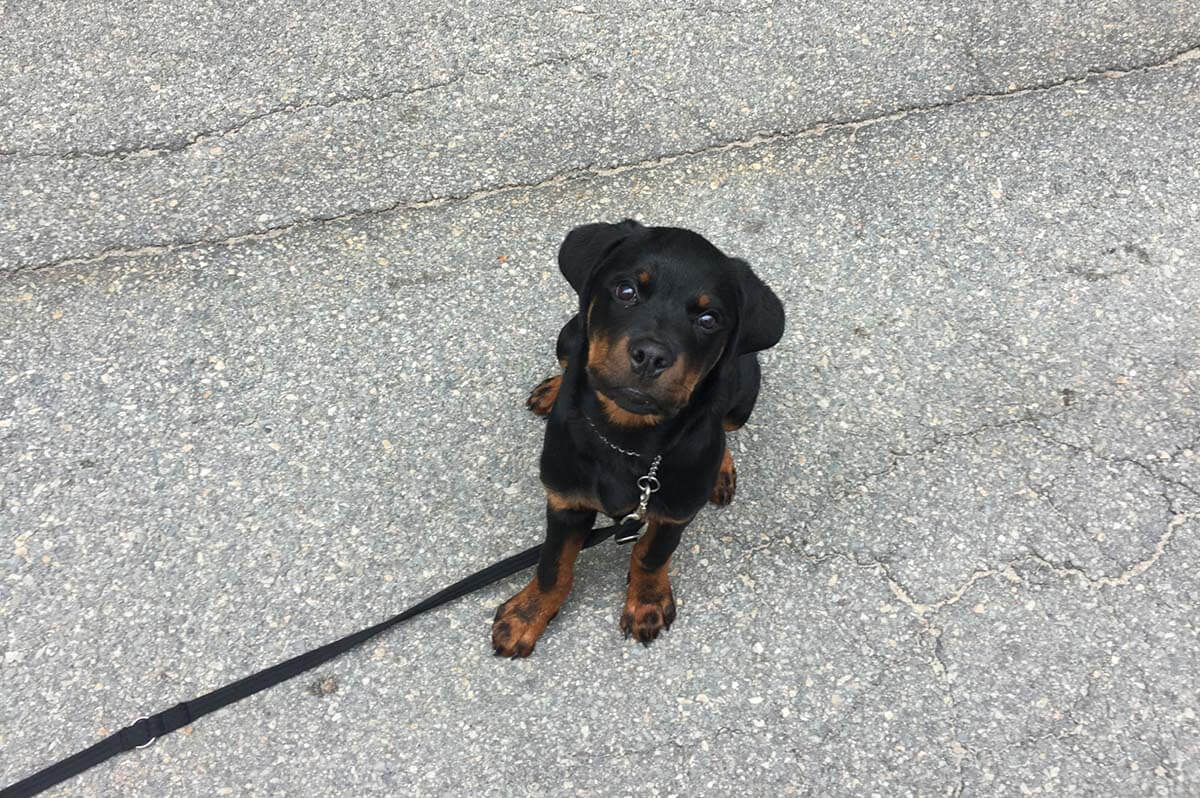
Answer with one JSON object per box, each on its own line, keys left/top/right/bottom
{"left": 491, "top": 220, "right": 784, "bottom": 656}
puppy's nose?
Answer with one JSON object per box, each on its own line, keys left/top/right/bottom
{"left": 628, "top": 338, "right": 675, "bottom": 379}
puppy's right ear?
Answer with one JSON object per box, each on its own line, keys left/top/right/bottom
{"left": 558, "top": 219, "right": 643, "bottom": 296}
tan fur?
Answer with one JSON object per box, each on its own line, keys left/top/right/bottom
{"left": 709, "top": 448, "right": 736, "bottom": 506}
{"left": 526, "top": 375, "right": 561, "bottom": 416}
{"left": 491, "top": 538, "right": 584, "bottom": 657}
{"left": 545, "top": 488, "right": 602, "bottom": 513}
{"left": 596, "top": 391, "right": 663, "bottom": 427}
{"left": 620, "top": 521, "right": 679, "bottom": 642}
{"left": 585, "top": 297, "right": 718, "bottom": 424}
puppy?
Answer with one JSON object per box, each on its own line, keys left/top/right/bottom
{"left": 491, "top": 220, "right": 784, "bottom": 656}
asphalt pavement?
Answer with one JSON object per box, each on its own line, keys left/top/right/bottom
{"left": 2, "top": 2, "right": 1198, "bottom": 796}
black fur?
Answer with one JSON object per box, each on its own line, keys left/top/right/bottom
{"left": 544, "top": 220, "right": 782, "bottom": 517}
{"left": 492, "top": 221, "right": 784, "bottom": 656}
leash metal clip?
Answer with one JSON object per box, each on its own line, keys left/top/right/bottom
{"left": 612, "top": 522, "right": 644, "bottom": 545}
{"left": 619, "top": 456, "right": 662, "bottom": 532}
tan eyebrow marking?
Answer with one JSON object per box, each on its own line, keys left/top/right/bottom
{"left": 638, "top": 270, "right": 651, "bottom": 285}
{"left": 697, "top": 293, "right": 711, "bottom": 308}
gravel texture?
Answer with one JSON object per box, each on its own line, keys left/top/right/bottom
{"left": 1, "top": 3, "right": 1198, "bottom": 796}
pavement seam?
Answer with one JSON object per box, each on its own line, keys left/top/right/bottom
{"left": 0, "top": 53, "right": 592, "bottom": 163}
{"left": 871, "top": 510, "right": 1193, "bottom": 624}
{"left": 834, "top": 476, "right": 1192, "bottom": 622}
{"left": 759, "top": 391, "right": 1196, "bottom": 621}
{"left": 9, "top": 43, "right": 1200, "bottom": 275}
{"left": 1023, "top": 513, "right": 1189, "bottom": 588}
{"left": 758, "top": 400, "right": 1195, "bottom": 797}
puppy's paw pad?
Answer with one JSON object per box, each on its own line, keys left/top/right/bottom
{"left": 491, "top": 607, "right": 540, "bottom": 658}
{"left": 619, "top": 589, "right": 676, "bottom": 645}
{"left": 491, "top": 590, "right": 560, "bottom": 658}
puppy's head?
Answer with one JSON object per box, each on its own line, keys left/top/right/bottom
{"left": 558, "top": 220, "right": 784, "bottom": 423}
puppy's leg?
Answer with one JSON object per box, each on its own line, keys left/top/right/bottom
{"left": 621, "top": 518, "right": 688, "bottom": 644}
{"left": 526, "top": 375, "right": 561, "bottom": 416}
{"left": 709, "top": 448, "right": 737, "bottom": 506}
{"left": 492, "top": 499, "right": 596, "bottom": 657}
{"left": 526, "top": 314, "right": 581, "bottom": 415}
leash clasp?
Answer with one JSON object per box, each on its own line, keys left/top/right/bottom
{"left": 617, "top": 458, "right": 662, "bottom": 540}
{"left": 613, "top": 520, "right": 644, "bottom": 544}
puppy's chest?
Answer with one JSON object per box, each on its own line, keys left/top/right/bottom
{"left": 588, "top": 454, "right": 700, "bottom": 521}
{"left": 592, "top": 465, "right": 643, "bottom": 519}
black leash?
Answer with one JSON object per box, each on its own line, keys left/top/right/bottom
{"left": 1, "top": 518, "right": 643, "bottom": 798}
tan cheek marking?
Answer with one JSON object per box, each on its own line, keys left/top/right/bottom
{"left": 666, "top": 340, "right": 727, "bottom": 405}
{"left": 588, "top": 333, "right": 611, "bottom": 370}
{"left": 658, "top": 354, "right": 703, "bottom": 405}
{"left": 588, "top": 333, "right": 631, "bottom": 383}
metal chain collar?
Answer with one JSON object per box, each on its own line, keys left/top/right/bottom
{"left": 584, "top": 415, "right": 663, "bottom": 526}
{"left": 585, "top": 415, "right": 646, "bottom": 459}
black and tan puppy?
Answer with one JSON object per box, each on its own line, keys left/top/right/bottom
{"left": 491, "top": 220, "right": 784, "bottom": 656}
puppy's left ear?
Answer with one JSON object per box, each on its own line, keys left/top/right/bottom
{"left": 558, "top": 219, "right": 644, "bottom": 296}
{"left": 731, "top": 258, "right": 785, "bottom": 355}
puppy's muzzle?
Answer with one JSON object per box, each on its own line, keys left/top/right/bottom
{"left": 628, "top": 337, "right": 675, "bottom": 380}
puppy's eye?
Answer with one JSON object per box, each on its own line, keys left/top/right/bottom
{"left": 696, "top": 311, "right": 720, "bottom": 331}
{"left": 614, "top": 281, "right": 638, "bottom": 303}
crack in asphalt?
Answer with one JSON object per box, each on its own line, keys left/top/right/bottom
{"left": 836, "top": 471, "right": 1192, "bottom": 623}
{"left": 1024, "top": 514, "right": 1186, "bottom": 588}
{"left": 746, "top": 388, "right": 1196, "bottom": 624}
{"left": 0, "top": 53, "right": 591, "bottom": 162}
{"left": 787, "top": 471, "right": 1171, "bottom": 798}
{"left": 928, "top": 625, "right": 978, "bottom": 798}
{"left": 9, "top": 43, "right": 1199, "bottom": 275}
{"left": 1030, "top": 426, "right": 1200, "bottom": 504}
{"left": 778, "top": 405, "right": 1082, "bottom": 560}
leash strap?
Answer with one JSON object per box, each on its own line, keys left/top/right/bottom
{"left": 1, "top": 518, "right": 642, "bottom": 798}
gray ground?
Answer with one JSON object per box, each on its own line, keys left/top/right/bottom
{"left": 1, "top": 1, "right": 1198, "bottom": 796}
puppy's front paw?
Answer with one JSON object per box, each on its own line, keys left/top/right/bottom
{"left": 620, "top": 576, "right": 677, "bottom": 645}
{"left": 491, "top": 582, "right": 562, "bottom": 658}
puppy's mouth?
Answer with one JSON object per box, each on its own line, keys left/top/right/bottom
{"left": 606, "top": 387, "right": 660, "bottom": 414}
{"left": 587, "top": 370, "right": 672, "bottom": 417}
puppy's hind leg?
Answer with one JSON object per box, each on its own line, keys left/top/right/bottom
{"left": 526, "top": 314, "right": 582, "bottom": 416}
{"left": 526, "top": 375, "right": 561, "bottom": 416}
{"left": 709, "top": 448, "right": 737, "bottom": 506}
